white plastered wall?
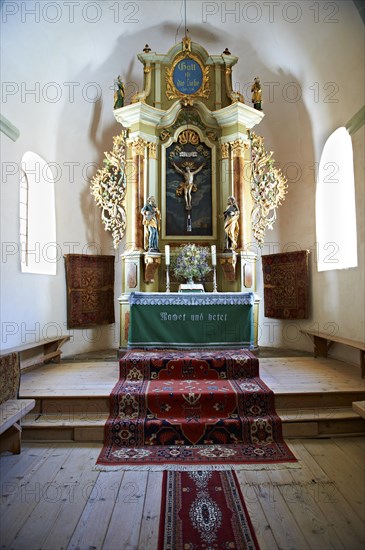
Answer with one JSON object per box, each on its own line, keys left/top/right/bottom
{"left": 0, "top": 1, "right": 364, "bottom": 360}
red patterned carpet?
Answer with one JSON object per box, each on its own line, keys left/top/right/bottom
{"left": 97, "top": 350, "right": 296, "bottom": 467}
{"left": 158, "top": 470, "right": 259, "bottom": 549}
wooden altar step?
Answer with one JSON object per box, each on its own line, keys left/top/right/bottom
{"left": 19, "top": 356, "right": 365, "bottom": 441}
{"left": 21, "top": 406, "right": 365, "bottom": 441}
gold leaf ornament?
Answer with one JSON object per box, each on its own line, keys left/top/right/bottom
{"left": 90, "top": 132, "right": 128, "bottom": 248}
{"left": 250, "top": 132, "right": 288, "bottom": 247}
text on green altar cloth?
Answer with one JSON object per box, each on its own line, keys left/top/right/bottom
{"left": 160, "top": 312, "right": 228, "bottom": 322}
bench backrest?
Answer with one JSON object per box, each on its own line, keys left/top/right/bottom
{"left": 0, "top": 353, "right": 20, "bottom": 404}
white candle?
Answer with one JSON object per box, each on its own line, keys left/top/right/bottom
{"left": 165, "top": 245, "right": 170, "bottom": 266}
{"left": 211, "top": 245, "right": 216, "bottom": 266}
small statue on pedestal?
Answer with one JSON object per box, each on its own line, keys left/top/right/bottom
{"left": 223, "top": 196, "right": 240, "bottom": 251}
{"left": 141, "top": 196, "right": 161, "bottom": 252}
{"left": 114, "top": 76, "right": 125, "bottom": 109}
{"left": 251, "top": 77, "right": 263, "bottom": 111}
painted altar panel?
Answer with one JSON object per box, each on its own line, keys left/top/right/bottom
{"left": 162, "top": 127, "right": 217, "bottom": 240}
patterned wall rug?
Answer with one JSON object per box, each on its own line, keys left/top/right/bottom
{"left": 0, "top": 352, "right": 19, "bottom": 404}
{"left": 64, "top": 254, "right": 115, "bottom": 328}
{"left": 261, "top": 250, "right": 309, "bottom": 319}
{"left": 158, "top": 470, "right": 260, "bottom": 550}
{"left": 96, "top": 350, "right": 296, "bottom": 468}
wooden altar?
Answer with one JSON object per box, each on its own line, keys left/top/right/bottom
{"left": 113, "top": 35, "right": 265, "bottom": 350}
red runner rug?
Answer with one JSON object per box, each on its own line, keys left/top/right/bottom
{"left": 158, "top": 470, "right": 260, "bottom": 549}
{"left": 97, "top": 350, "right": 296, "bottom": 467}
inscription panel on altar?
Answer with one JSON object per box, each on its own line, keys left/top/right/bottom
{"left": 128, "top": 292, "right": 254, "bottom": 349}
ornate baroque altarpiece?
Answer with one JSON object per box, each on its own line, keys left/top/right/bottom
{"left": 112, "top": 36, "right": 267, "bottom": 349}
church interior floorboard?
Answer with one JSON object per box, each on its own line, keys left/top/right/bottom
{"left": 0, "top": 438, "right": 363, "bottom": 550}
{"left": 1, "top": 351, "right": 364, "bottom": 549}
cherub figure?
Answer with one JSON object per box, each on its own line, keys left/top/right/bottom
{"left": 171, "top": 162, "right": 205, "bottom": 210}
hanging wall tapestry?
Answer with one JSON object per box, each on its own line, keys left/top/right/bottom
{"left": 64, "top": 254, "right": 115, "bottom": 328}
{"left": 0, "top": 353, "right": 20, "bottom": 404}
{"left": 261, "top": 250, "right": 309, "bottom": 319}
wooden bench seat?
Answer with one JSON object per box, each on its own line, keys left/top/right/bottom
{"left": 1, "top": 335, "right": 70, "bottom": 370}
{"left": 301, "top": 329, "right": 365, "bottom": 378}
{"left": 0, "top": 352, "right": 36, "bottom": 454}
{"left": 0, "top": 399, "right": 36, "bottom": 454}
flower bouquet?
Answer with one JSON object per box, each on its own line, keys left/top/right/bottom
{"left": 173, "top": 243, "right": 211, "bottom": 283}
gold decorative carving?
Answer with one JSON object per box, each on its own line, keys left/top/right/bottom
{"left": 148, "top": 142, "right": 157, "bottom": 159}
{"left": 220, "top": 143, "right": 230, "bottom": 159}
{"left": 180, "top": 97, "right": 194, "bottom": 107}
{"left": 220, "top": 253, "right": 237, "bottom": 282}
{"left": 130, "top": 137, "right": 147, "bottom": 157}
{"left": 178, "top": 130, "right": 200, "bottom": 145}
{"left": 144, "top": 254, "right": 161, "bottom": 283}
{"left": 250, "top": 132, "right": 288, "bottom": 246}
{"left": 182, "top": 34, "right": 192, "bottom": 52}
{"left": 231, "top": 139, "right": 246, "bottom": 158}
{"left": 165, "top": 51, "right": 210, "bottom": 101}
{"left": 90, "top": 132, "right": 127, "bottom": 249}
{"left": 207, "top": 130, "right": 218, "bottom": 142}
{"left": 225, "top": 67, "right": 245, "bottom": 104}
{"left": 159, "top": 129, "right": 171, "bottom": 142}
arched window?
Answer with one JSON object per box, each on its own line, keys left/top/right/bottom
{"left": 20, "top": 152, "right": 57, "bottom": 275}
{"left": 315, "top": 127, "right": 357, "bottom": 271}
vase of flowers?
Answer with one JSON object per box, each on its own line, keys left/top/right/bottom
{"left": 173, "top": 244, "right": 211, "bottom": 285}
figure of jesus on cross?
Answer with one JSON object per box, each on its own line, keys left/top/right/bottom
{"left": 171, "top": 162, "right": 205, "bottom": 210}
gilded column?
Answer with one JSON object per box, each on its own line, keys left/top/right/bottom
{"left": 231, "top": 139, "right": 247, "bottom": 250}
{"left": 130, "top": 137, "right": 146, "bottom": 251}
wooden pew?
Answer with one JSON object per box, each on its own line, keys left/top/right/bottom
{"left": 0, "top": 353, "right": 35, "bottom": 454}
{"left": 1, "top": 335, "right": 70, "bottom": 370}
{"left": 301, "top": 329, "right": 365, "bottom": 378}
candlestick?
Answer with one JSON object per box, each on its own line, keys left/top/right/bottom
{"left": 212, "top": 265, "right": 218, "bottom": 292}
{"left": 211, "top": 245, "right": 216, "bottom": 266}
{"left": 166, "top": 266, "right": 171, "bottom": 293}
{"left": 165, "top": 244, "right": 170, "bottom": 266}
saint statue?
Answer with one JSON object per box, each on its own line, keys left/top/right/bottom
{"left": 171, "top": 162, "right": 205, "bottom": 210}
{"left": 251, "top": 77, "right": 262, "bottom": 111}
{"left": 141, "top": 196, "right": 161, "bottom": 252}
{"left": 223, "top": 196, "right": 240, "bottom": 251}
{"left": 114, "top": 76, "right": 125, "bottom": 109}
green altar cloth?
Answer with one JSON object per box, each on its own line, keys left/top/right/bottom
{"left": 128, "top": 292, "right": 255, "bottom": 349}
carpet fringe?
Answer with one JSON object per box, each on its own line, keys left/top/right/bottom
{"left": 93, "top": 462, "right": 301, "bottom": 472}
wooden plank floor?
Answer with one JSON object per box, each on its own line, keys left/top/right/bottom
{"left": 0, "top": 438, "right": 364, "bottom": 549}
{"left": 19, "top": 356, "right": 365, "bottom": 397}
{"left": 1, "top": 354, "right": 364, "bottom": 548}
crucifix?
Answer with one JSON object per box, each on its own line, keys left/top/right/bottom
{"left": 171, "top": 161, "right": 205, "bottom": 231}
